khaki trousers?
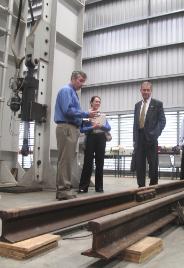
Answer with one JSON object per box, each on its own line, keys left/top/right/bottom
{"left": 56, "top": 124, "right": 80, "bottom": 191}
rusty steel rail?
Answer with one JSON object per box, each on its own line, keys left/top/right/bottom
{"left": 82, "top": 192, "right": 184, "bottom": 260}
{"left": 1, "top": 180, "right": 184, "bottom": 242}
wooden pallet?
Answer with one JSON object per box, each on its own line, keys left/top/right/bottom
{"left": 0, "top": 234, "right": 60, "bottom": 260}
{"left": 120, "top": 236, "right": 163, "bottom": 263}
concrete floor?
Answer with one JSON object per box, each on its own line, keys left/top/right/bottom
{"left": 0, "top": 176, "right": 184, "bottom": 268}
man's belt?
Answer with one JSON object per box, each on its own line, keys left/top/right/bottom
{"left": 56, "top": 121, "right": 79, "bottom": 128}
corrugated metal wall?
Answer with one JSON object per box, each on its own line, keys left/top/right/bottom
{"left": 82, "top": 0, "right": 184, "bottom": 113}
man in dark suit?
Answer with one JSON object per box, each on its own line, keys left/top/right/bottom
{"left": 133, "top": 81, "right": 166, "bottom": 187}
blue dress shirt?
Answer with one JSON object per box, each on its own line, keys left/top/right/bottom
{"left": 80, "top": 119, "right": 111, "bottom": 134}
{"left": 54, "top": 84, "right": 89, "bottom": 127}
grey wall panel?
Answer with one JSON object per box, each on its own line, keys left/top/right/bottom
{"left": 81, "top": 83, "right": 141, "bottom": 113}
{"left": 150, "top": 0, "right": 184, "bottom": 15}
{"left": 152, "top": 78, "right": 184, "bottom": 108}
{"left": 81, "top": 78, "right": 184, "bottom": 113}
{"left": 83, "top": 52, "right": 147, "bottom": 84}
{"left": 83, "top": 0, "right": 184, "bottom": 111}
{"left": 84, "top": 0, "right": 148, "bottom": 31}
{"left": 149, "top": 46, "right": 184, "bottom": 77}
{"left": 150, "top": 15, "right": 184, "bottom": 46}
{"left": 83, "top": 22, "right": 147, "bottom": 58}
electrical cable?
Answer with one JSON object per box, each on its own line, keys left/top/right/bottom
{"left": 11, "top": 0, "right": 23, "bottom": 69}
{"left": 21, "top": 122, "right": 30, "bottom": 156}
{"left": 9, "top": 113, "right": 20, "bottom": 136}
{"left": 28, "top": 122, "right": 34, "bottom": 165}
{"left": 13, "top": 0, "right": 22, "bottom": 40}
{"left": 62, "top": 234, "right": 92, "bottom": 240}
{"left": 28, "top": 0, "right": 35, "bottom": 26}
{"left": 17, "top": 56, "right": 25, "bottom": 76}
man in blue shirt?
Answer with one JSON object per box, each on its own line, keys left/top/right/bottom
{"left": 54, "top": 71, "right": 96, "bottom": 200}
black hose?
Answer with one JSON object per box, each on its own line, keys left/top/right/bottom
{"left": 14, "top": 0, "right": 23, "bottom": 40}
{"left": 28, "top": 0, "right": 35, "bottom": 26}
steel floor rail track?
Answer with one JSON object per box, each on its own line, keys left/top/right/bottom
{"left": 0, "top": 180, "right": 184, "bottom": 242}
{"left": 82, "top": 192, "right": 184, "bottom": 260}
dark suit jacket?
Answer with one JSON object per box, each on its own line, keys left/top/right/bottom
{"left": 133, "top": 98, "right": 166, "bottom": 148}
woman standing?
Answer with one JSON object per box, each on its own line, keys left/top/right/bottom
{"left": 78, "top": 96, "right": 111, "bottom": 193}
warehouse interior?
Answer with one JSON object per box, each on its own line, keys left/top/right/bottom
{"left": 0, "top": 0, "right": 184, "bottom": 267}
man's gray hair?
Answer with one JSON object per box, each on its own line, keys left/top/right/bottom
{"left": 71, "top": 71, "right": 87, "bottom": 80}
{"left": 141, "top": 81, "right": 152, "bottom": 89}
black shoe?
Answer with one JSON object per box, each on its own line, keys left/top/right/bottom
{"left": 95, "top": 189, "right": 104, "bottom": 193}
{"left": 149, "top": 182, "right": 158, "bottom": 186}
{"left": 78, "top": 188, "right": 88, "bottom": 193}
{"left": 56, "top": 191, "right": 77, "bottom": 200}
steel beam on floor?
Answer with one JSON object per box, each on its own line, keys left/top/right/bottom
{"left": 1, "top": 181, "right": 184, "bottom": 242}
{"left": 82, "top": 192, "right": 184, "bottom": 260}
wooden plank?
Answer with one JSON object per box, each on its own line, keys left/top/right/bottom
{"left": 120, "top": 236, "right": 163, "bottom": 263}
{"left": 0, "top": 241, "right": 58, "bottom": 260}
{"left": 0, "top": 234, "right": 60, "bottom": 260}
{"left": 0, "top": 234, "right": 60, "bottom": 252}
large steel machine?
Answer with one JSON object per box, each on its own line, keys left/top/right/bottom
{"left": 0, "top": 0, "right": 85, "bottom": 189}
